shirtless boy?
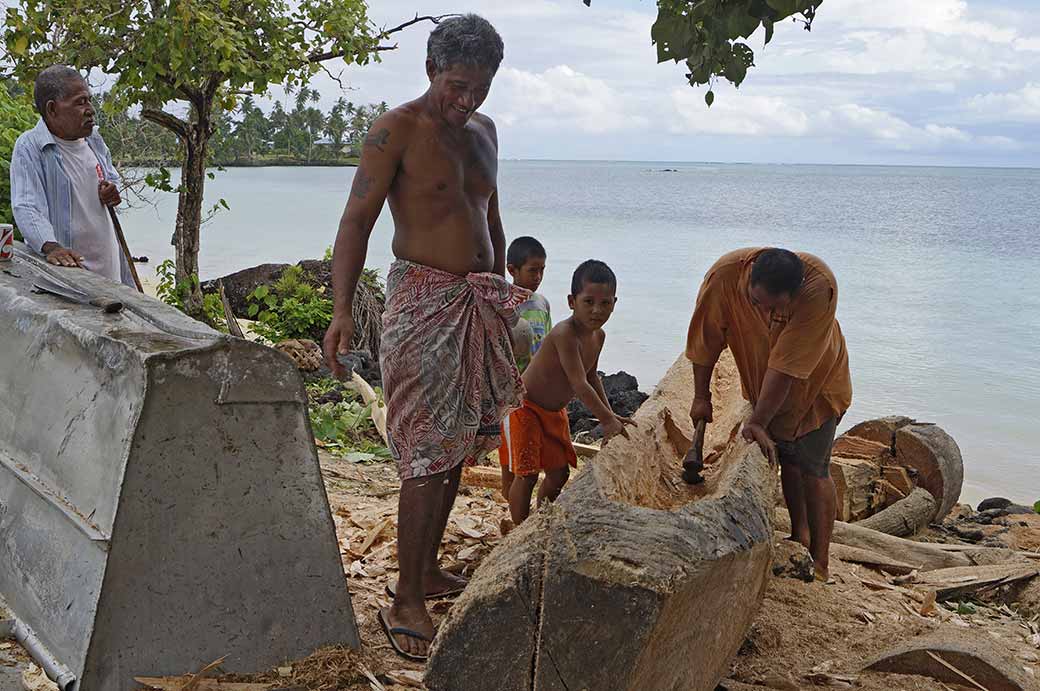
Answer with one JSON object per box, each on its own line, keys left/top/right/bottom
{"left": 322, "top": 15, "right": 526, "bottom": 661}
{"left": 499, "top": 260, "right": 632, "bottom": 524}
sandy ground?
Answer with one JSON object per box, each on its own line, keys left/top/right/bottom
{"left": 3, "top": 452, "right": 1037, "bottom": 690}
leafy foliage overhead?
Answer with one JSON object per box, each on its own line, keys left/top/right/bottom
{"left": 3, "top": 0, "right": 378, "bottom": 115}
{"left": 0, "top": 84, "right": 36, "bottom": 229}
{"left": 586, "top": 0, "right": 822, "bottom": 106}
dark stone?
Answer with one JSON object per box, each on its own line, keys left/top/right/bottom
{"left": 977, "top": 497, "right": 1013, "bottom": 512}
{"left": 201, "top": 262, "right": 291, "bottom": 316}
{"left": 301, "top": 349, "right": 381, "bottom": 390}
{"left": 567, "top": 371, "right": 649, "bottom": 438}
{"left": 1005, "top": 504, "right": 1035, "bottom": 515}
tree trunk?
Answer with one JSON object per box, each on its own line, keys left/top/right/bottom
{"left": 857, "top": 487, "right": 938, "bottom": 537}
{"left": 174, "top": 108, "right": 211, "bottom": 318}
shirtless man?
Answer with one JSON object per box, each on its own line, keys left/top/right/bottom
{"left": 323, "top": 15, "right": 526, "bottom": 660}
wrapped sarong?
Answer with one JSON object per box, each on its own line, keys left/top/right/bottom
{"left": 380, "top": 260, "right": 530, "bottom": 480}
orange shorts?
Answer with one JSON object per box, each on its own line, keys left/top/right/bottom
{"left": 499, "top": 399, "right": 578, "bottom": 478}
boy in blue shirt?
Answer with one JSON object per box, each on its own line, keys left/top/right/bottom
{"left": 501, "top": 236, "right": 552, "bottom": 503}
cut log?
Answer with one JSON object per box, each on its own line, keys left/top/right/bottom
{"left": 864, "top": 629, "right": 1032, "bottom": 691}
{"left": 775, "top": 510, "right": 1009, "bottom": 571}
{"left": 461, "top": 466, "right": 503, "bottom": 492}
{"left": 831, "top": 456, "right": 882, "bottom": 521}
{"left": 895, "top": 563, "right": 1040, "bottom": 601}
{"left": 830, "top": 435, "right": 890, "bottom": 460}
{"left": 857, "top": 487, "right": 938, "bottom": 537}
{"left": 882, "top": 465, "right": 914, "bottom": 498}
{"left": 426, "top": 350, "right": 774, "bottom": 691}
{"left": 828, "top": 543, "right": 917, "bottom": 576}
{"left": 844, "top": 416, "right": 915, "bottom": 443}
{"left": 895, "top": 423, "right": 964, "bottom": 520}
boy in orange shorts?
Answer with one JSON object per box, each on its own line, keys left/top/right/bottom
{"left": 499, "top": 260, "right": 632, "bottom": 524}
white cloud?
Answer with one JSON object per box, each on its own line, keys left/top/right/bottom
{"left": 963, "top": 83, "right": 1040, "bottom": 123}
{"left": 669, "top": 89, "right": 811, "bottom": 136}
{"left": 490, "top": 65, "right": 647, "bottom": 134}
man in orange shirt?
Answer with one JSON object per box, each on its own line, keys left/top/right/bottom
{"left": 686, "top": 248, "right": 852, "bottom": 580}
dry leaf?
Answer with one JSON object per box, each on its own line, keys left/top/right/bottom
{"left": 277, "top": 666, "right": 292, "bottom": 677}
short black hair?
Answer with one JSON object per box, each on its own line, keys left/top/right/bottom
{"left": 506, "top": 236, "right": 546, "bottom": 268}
{"left": 750, "top": 248, "right": 804, "bottom": 297}
{"left": 570, "top": 260, "right": 617, "bottom": 296}
{"left": 34, "top": 65, "right": 85, "bottom": 117}
{"left": 427, "top": 14, "right": 504, "bottom": 74}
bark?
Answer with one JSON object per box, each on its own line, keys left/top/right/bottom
{"left": 426, "top": 351, "right": 774, "bottom": 691}
{"left": 857, "top": 487, "right": 938, "bottom": 537}
{"left": 865, "top": 630, "right": 1032, "bottom": 691}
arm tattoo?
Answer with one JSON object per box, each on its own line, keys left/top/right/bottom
{"left": 351, "top": 173, "right": 374, "bottom": 200}
{"left": 364, "top": 128, "right": 390, "bottom": 152}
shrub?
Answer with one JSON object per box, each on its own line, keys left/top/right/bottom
{"left": 155, "top": 259, "right": 227, "bottom": 332}
{"left": 1, "top": 84, "right": 38, "bottom": 234}
{"left": 246, "top": 264, "right": 333, "bottom": 344}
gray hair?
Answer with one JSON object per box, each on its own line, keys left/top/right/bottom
{"left": 427, "top": 14, "right": 504, "bottom": 74}
{"left": 34, "top": 65, "right": 86, "bottom": 116}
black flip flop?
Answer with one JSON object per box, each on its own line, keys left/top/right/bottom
{"left": 385, "top": 578, "right": 467, "bottom": 601}
{"left": 378, "top": 607, "right": 432, "bottom": 662}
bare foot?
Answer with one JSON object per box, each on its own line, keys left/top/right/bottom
{"left": 381, "top": 605, "right": 434, "bottom": 659}
{"left": 424, "top": 567, "right": 468, "bottom": 596}
{"left": 813, "top": 562, "right": 831, "bottom": 583}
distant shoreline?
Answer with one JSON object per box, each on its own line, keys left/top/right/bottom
{"left": 122, "top": 158, "right": 359, "bottom": 168}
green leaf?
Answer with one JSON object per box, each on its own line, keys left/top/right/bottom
{"left": 247, "top": 304, "right": 259, "bottom": 317}
{"left": 1034, "top": 500, "right": 1040, "bottom": 514}
{"left": 254, "top": 285, "right": 269, "bottom": 298}
{"left": 344, "top": 451, "right": 376, "bottom": 463}
{"left": 705, "top": 90, "right": 715, "bottom": 107}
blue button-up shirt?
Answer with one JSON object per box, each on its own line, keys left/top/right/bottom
{"left": 10, "top": 118, "right": 135, "bottom": 288}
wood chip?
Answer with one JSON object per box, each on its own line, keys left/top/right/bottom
{"left": 385, "top": 670, "right": 424, "bottom": 687}
{"left": 357, "top": 517, "right": 392, "bottom": 556}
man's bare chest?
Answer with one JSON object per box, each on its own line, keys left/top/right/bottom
{"left": 402, "top": 128, "right": 497, "bottom": 197}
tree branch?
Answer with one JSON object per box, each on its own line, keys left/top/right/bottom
{"left": 308, "top": 13, "right": 454, "bottom": 63}
{"left": 382, "top": 13, "right": 457, "bottom": 36}
{"left": 141, "top": 107, "right": 190, "bottom": 139}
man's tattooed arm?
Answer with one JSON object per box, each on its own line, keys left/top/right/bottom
{"left": 364, "top": 128, "right": 390, "bottom": 152}
{"left": 351, "top": 170, "right": 375, "bottom": 200}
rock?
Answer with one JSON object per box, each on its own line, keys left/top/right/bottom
{"left": 301, "top": 349, "right": 381, "bottom": 389}
{"left": 1005, "top": 504, "right": 1035, "bottom": 515}
{"left": 771, "top": 538, "right": 814, "bottom": 582}
{"left": 566, "top": 370, "right": 648, "bottom": 438}
{"left": 202, "top": 262, "right": 288, "bottom": 315}
{"left": 979, "top": 497, "right": 1014, "bottom": 511}
{"left": 425, "top": 350, "right": 774, "bottom": 691}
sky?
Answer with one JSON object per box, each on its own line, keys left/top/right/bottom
{"left": 292, "top": 0, "right": 1040, "bottom": 167}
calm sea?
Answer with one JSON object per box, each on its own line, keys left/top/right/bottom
{"left": 121, "top": 161, "right": 1040, "bottom": 506}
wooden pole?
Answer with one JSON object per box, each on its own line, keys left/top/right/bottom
{"left": 108, "top": 207, "right": 143, "bottom": 293}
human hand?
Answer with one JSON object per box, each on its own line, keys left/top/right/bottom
{"left": 98, "top": 181, "right": 121, "bottom": 207}
{"left": 601, "top": 415, "right": 630, "bottom": 442}
{"left": 741, "top": 422, "right": 778, "bottom": 465}
{"left": 43, "top": 243, "right": 85, "bottom": 268}
{"left": 616, "top": 415, "right": 636, "bottom": 428}
{"left": 689, "top": 397, "right": 713, "bottom": 424}
{"left": 323, "top": 312, "right": 355, "bottom": 379}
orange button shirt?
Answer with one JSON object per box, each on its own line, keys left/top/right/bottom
{"left": 686, "top": 248, "right": 852, "bottom": 441}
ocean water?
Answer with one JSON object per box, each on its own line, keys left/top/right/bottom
{"left": 120, "top": 161, "right": 1040, "bottom": 506}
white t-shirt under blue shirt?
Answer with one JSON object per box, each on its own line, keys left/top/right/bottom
{"left": 52, "top": 137, "right": 120, "bottom": 282}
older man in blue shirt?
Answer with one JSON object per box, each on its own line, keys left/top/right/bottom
{"left": 9, "top": 65, "right": 135, "bottom": 287}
